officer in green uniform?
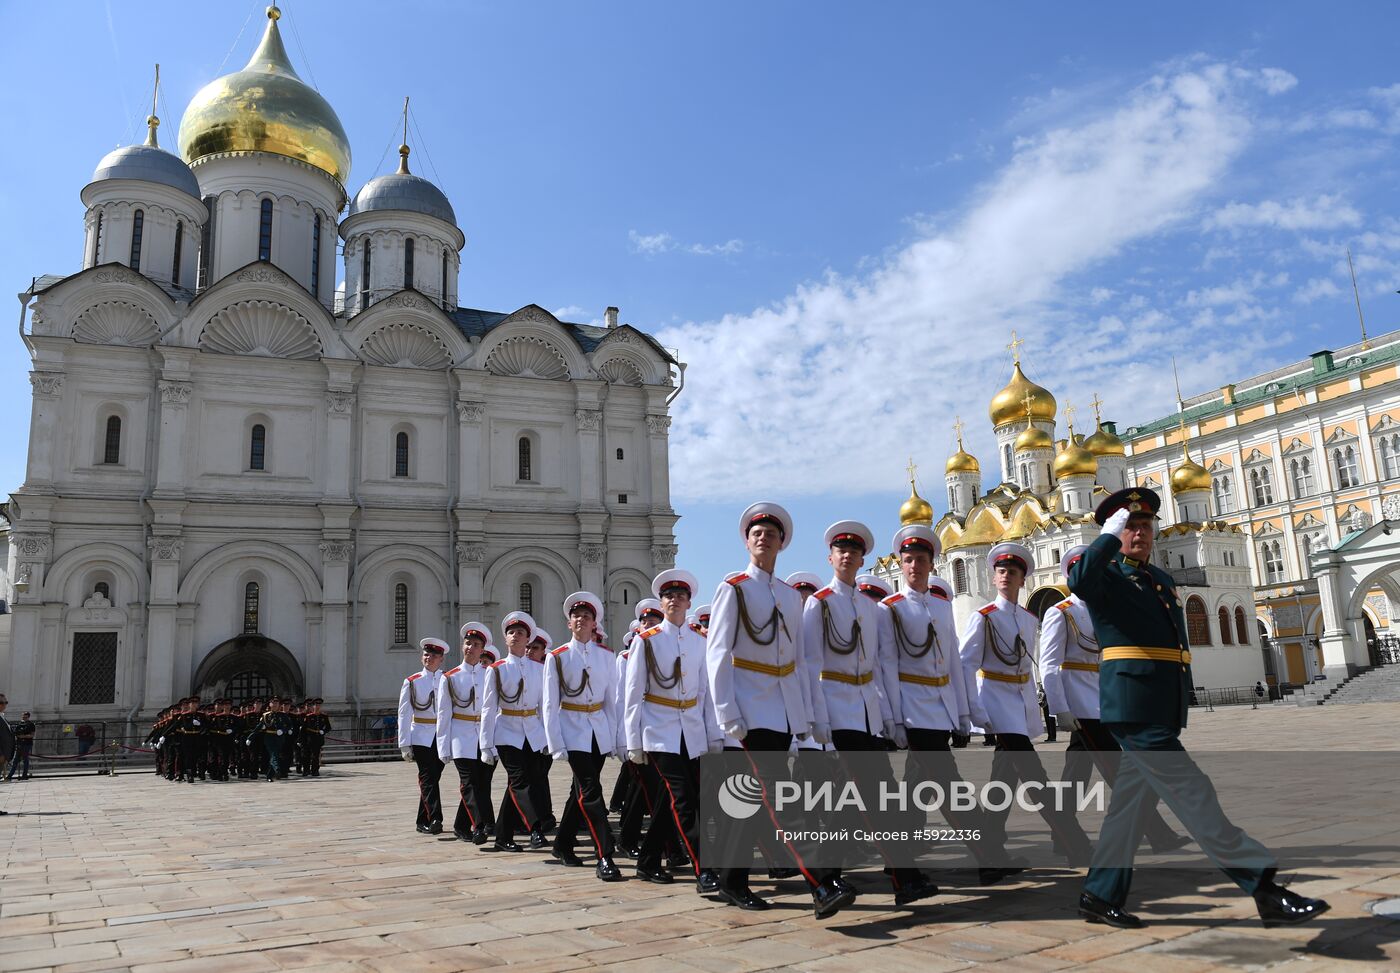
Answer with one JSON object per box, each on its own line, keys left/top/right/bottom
{"left": 301, "top": 698, "right": 331, "bottom": 777}
{"left": 1072, "top": 487, "right": 1329, "bottom": 929}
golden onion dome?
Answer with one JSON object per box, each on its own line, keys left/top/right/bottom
{"left": 1014, "top": 424, "right": 1053, "bottom": 451}
{"left": 990, "top": 362, "right": 1057, "bottom": 428}
{"left": 946, "top": 447, "right": 980, "bottom": 474}
{"left": 1171, "top": 456, "right": 1212, "bottom": 493}
{"left": 1083, "top": 422, "right": 1126, "bottom": 457}
{"left": 179, "top": 6, "right": 352, "bottom": 187}
{"left": 899, "top": 481, "right": 935, "bottom": 527}
{"left": 1053, "top": 439, "right": 1097, "bottom": 478}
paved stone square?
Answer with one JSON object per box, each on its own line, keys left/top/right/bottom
{"left": 2, "top": 703, "right": 1399, "bottom": 972}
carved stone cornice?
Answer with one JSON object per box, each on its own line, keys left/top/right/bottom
{"left": 457, "top": 401, "right": 486, "bottom": 424}
{"left": 28, "top": 372, "right": 64, "bottom": 397}
{"left": 575, "top": 409, "right": 603, "bottom": 433}
{"left": 147, "top": 533, "right": 184, "bottom": 560}
{"left": 579, "top": 543, "right": 607, "bottom": 565}
{"left": 646, "top": 414, "right": 672, "bottom": 435}
{"left": 456, "top": 542, "right": 487, "bottom": 564}
{"left": 650, "top": 544, "right": 678, "bottom": 569}
{"left": 319, "top": 541, "right": 355, "bottom": 562}
{"left": 159, "top": 380, "right": 193, "bottom": 404}
{"left": 325, "top": 392, "right": 356, "bottom": 415}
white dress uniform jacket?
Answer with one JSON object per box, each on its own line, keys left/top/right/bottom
{"left": 706, "top": 565, "right": 812, "bottom": 736}
{"left": 1038, "top": 594, "right": 1101, "bottom": 720}
{"left": 480, "top": 654, "right": 545, "bottom": 752}
{"left": 397, "top": 668, "right": 442, "bottom": 749}
{"left": 614, "top": 648, "right": 631, "bottom": 754}
{"left": 435, "top": 662, "right": 482, "bottom": 761}
{"left": 802, "top": 579, "right": 891, "bottom": 734}
{"left": 543, "top": 638, "right": 618, "bottom": 756}
{"left": 957, "top": 595, "right": 1044, "bottom": 738}
{"left": 878, "top": 587, "right": 967, "bottom": 732}
{"left": 625, "top": 619, "right": 722, "bottom": 756}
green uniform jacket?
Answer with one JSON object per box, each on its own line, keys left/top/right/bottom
{"left": 1067, "top": 532, "right": 1194, "bottom": 729}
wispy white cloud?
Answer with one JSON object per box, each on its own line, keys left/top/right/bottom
{"left": 660, "top": 62, "right": 1286, "bottom": 502}
{"left": 1205, "top": 194, "right": 1362, "bottom": 233}
{"left": 1294, "top": 277, "right": 1342, "bottom": 304}
{"left": 629, "top": 229, "right": 745, "bottom": 257}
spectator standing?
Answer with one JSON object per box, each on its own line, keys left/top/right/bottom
{"left": 76, "top": 723, "right": 97, "bottom": 756}
{"left": 5, "top": 712, "right": 34, "bottom": 780}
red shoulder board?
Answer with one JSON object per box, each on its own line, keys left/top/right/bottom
{"left": 814, "top": 587, "right": 834, "bottom": 601}
{"left": 725, "top": 574, "right": 750, "bottom": 586}
{"left": 689, "top": 623, "right": 707, "bottom": 636}
{"left": 490, "top": 659, "right": 508, "bottom": 668}
{"left": 550, "top": 644, "right": 569, "bottom": 656}
{"left": 978, "top": 604, "right": 998, "bottom": 616}
{"left": 444, "top": 666, "right": 462, "bottom": 677}
{"left": 929, "top": 589, "right": 950, "bottom": 600}
{"left": 407, "top": 672, "right": 423, "bottom": 682}
{"left": 640, "top": 625, "right": 663, "bottom": 638}
{"left": 1055, "top": 600, "right": 1074, "bottom": 612}
{"left": 882, "top": 593, "right": 905, "bottom": 606}
{"left": 620, "top": 650, "right": 630, "bottom": 659}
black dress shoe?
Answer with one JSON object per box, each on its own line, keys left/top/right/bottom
{"left": 1148, "top": 833, "right": 1193, "bottom": 854}
{"left": 831, "top": 875, "right": 859, "bottom": 896}
{"left": 596, "top": 857, "right": 623, "bottom": 882}
{"left": 1079, "top": 892, "right": 1144, "bottom": 929}
{"left": 492, "top": 840, "right": 522, "bottom": 853}
{"left": 1254, "top": 883, "right": 1330, "bottom": 928}
{"left": 616, "top": 843, "right": 640, "bottom": 859}
{"left": 416, "top": 824, "right": 433, "bottom": 834}
{"left": 637, "top": 865, "right": 674, "bottom": 884}
{"left": 812, "top": 879, "right": 857, "bottom": 920}
{"left": 668, "top": 853, "right": 692, "bottom": 869}
{"left": 541, "top": 816, "right": 557, "bottom": 834}
{"left": 453, "top": 828, "right": 473, "bottom": 842}
{"left": 767, "top": 866, "right": 798, "bottom": 880}
{"left": 529, "top": 829, "right": 547, "bottom": 849}
{"left": 551, "top": 849, "right": 585, "bottom": 867}
{"left": 894, "top": 876, "right": 940, "bottom": 906}
{"left": 978, "top": 866, "right": 1017, "bottom": 885}
{"left": 697, "top": 869, "right": 720, "bottom": 894}
{"left": 717, "top": 887, "right": 770, "bottom": 910}
{"left": 471, "top": 827, "right": 489, "bottom": 845}
{"left": 427, "top": 822, "right": 443, "bottom": 835}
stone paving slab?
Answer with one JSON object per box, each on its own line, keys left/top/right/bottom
{"left": 1, "top": 703, "right": 1399, "bottom": 971}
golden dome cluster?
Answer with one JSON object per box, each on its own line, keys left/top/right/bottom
{"left": 1053, "top": 438, "right": 1097, "bottom": 477}
{"left": 179, "top": 5, "right": 352, "bottom": 186}
{"left": 990, "top": 363, "right": 1056, "bottom": 428}
{"left": 1083, "top": 422, "right": 1125, "bottom": 457}
{"left": 946, "top": 447, "right": 980, "bottom": 474}
{"left": 1014, "top": 423, "right": 1053, "bottom": 451}
{"left": 1171, "top": 455, "right": 1212, "bottom": 493}
{"left": 899, "top": 481, "right": 934, "bottom": 526}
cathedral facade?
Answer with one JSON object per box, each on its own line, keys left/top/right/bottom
{"left": 1, "top": 8, "right": 682, "bottom": 721}
{"left": 875, "top": 351, "right": 1266, "bottom": 693}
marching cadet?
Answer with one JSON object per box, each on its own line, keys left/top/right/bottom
{"left": 690, "top": 604, "right": 712, "bottom": 635}
{"left": 879, "top": 525, "right": 1019, "bottom": 884}
{"left": 208, "top": 699, "right": 238, "bottom": 781}
{"left": 706, "top": 502, "right": 854, "bottom": 920}
{"left": 1073, "top": 489, "right": 1328, "bottom": 929}
{"left": 438, "top": 622, "right": 490, "bottom": 842}
{"left": 544, "top": 591, "right": 623, "bottom": 882}
{"left": 398, "top": 637, "right": 448, "bottom": 834}
{"left": 475, "top": 645, "right": 500, "bottom": 837}
{"left": 855, "top": 573, "right": 891, "bottom": 602}
{"left": 609, "top": 626, "right": 639, "bottom": 816}
{"left": 480, "top": 612, "right": 548, "bottom": 852}
{"left": 958, "top": 541, "right": 1093, "bottom": 864}
{"left": 785, "top": 572, "right": 821, "bottom": 601}
{"left": 171, "top": 697, "right": 207, "bottom": 783}
{"left": 805, "top": 522, "right": 939, "bottom": 907}
{"left": 527, "top": 629, "right": 557, "bottom": 834}
{"left": 300, "top": 698, "right": 331, "bottom": 777}
{"left": 624, "top": 568, "right": 723, "bottom": 889}
{"left": 253, "top": 697, "right": 296, "bottom": 781}
{"left": 1041, "top": 546, "right": 1185, "bottom": 854}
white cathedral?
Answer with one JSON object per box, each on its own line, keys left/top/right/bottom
{"left": 1, "top": 7, "right": 683, "bottom": 722}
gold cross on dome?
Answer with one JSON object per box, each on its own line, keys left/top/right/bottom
{"left": 953, "top": 415, "right": 966, "bottom": 445}
{"left": 1007, "top": 330, "right": 1025, "bottom": 364}
{"left": 1090, "top": 393, "right": 1104, "bottom": 422}
{"left": 1022, "top": 390, "right": 1036, "bottom": 422}
{"left": 906, "top": 457, "right": 918, "bottom": 486}
{"left": 1064, "top": 401, "right": 1077, "bottom": 434}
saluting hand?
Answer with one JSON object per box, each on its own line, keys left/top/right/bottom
{"left": 1103, "top": 507, "right": 1131, "bottom": 540}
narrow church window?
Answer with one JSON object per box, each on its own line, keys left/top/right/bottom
{"left": 440, "top": 252, "right": 449, "bottom": 307}
{"left": 102, "top": 415, "right": 121, "bottom": 464}
{"left": 1334, "top": 446, "right": 1359, "bottom": 488}
{"left": 91, "top": 211, "right": 103, "bottom": 266}
{"left": 250, "top": 424, "right": 267, "bottom": 471}
{"left": 172, "top": 221, "right": 183, "bottom": 283}
{"left": 618, "top": 493, "right": 629, "bottom": 504}
{"left": 519, "top": 582, "right": 534, "bottom": 615}
{"left": 198, "top": 195, "right": 216, "bottom": 289}
{"left": 616, "top": 448, "right": 624, "bottom": 461}
{"left": 257, "top": 198, "right": 273, "bottom": 262}
{"left": 310, "top": 214, "right": 322, "bottom": 299}
{"left": 948, "top": 486, "right": 956, "bottom": 509}
{"left": 1381, "top": 434, "right": 1400, "bottom": 479}
{"left": 518, "top": 437, "right": 532, "bottom": 481}
{"left": 360, "top": 242, "right": 372, "bottom": 309}
{"left": 1212, "top": 475, "right": 1233, "bottom": 515}
{"left": 1290, "top": 456, "right": 1314, "bottom": 498}
{"left": 1235, "top": 606, "right": 1250, "bottom": 644}
{"left": 1262, "top": 541, "right": 1285, "bottom": 583}
{"left": 1218, "top": 607, "right": 1233, "bottom": 645}
{"left": 395, "top": 431, "right": 410, "bottom": 477}
{"left": 243, "top": 582, "right": 260, "bottom": 635}
{"left": 1185, "top": 596, "right": 1211, "bottom": 645}
{"left": 393, "top": 583, "right": 409, "bottom": 643}
{"left": 952, "top": 559, "right": 967, "bottom": 595}
{"left": 403, "top": 237, "right": 414, "bottom": 290}
{"left": 129, "top": 209, "right": 144, "bottom": 271}
{"left": 94, "top": 582, "right": 110, "bottom": 600}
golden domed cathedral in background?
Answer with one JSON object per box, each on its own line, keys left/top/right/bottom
{"left": 874, "top": 336, "right": 1267, "bottom": 693}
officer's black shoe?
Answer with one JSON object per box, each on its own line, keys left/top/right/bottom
{"left": 492, "top": 839, "right": 522, "bottom": 853}
{"left": 1079, "top": 892, "right": 1144, "bottom": 929}
{"left": 812, "top": 879, "right": 857, "bottom": 920}
{"left": 427, "top": 822, "right": 443, "bottom": 835}
{"left": 978, "top": 866, "right": 1015, "bottom": 885}
{"left": 528, "top": 829, "right": 546, "bottom": 849}
{"left": 596, "top": 857, "right": 623, "bottom": 882}
{"left": 696, "top": 869, "right": 721, "bottom": 894}
{"left": 1148, "top": 833, "right": 1193, "bottom": 854}
{"left": 1254, "top": 883, "right": 1330, "bottom": 928}
{"left": 893, "top": 876, "right": 940, "bottom": 906}
{"left": 716, "top": 886, "right": 769, "bottom": 910}
{"left": 540, "top": 815, "right": 557, "bottom": 834}
{"left": 767, "top": 866, "right": 798, "bottom": 880}
{"left": 668, "top": 853, "right": 692, "bottom": 870}
{"left": 311, "top": 771, "right": 320, "bottom": 777}
{"left": 636, "top": 865, "right": 674, "bottom": 884}
{"left": 550, "top": 849, "right": 585, "bottom": 867}
{"left": 416, "top": 824, "right": 433, "bottom": 834}
{"left": 471, "top": 827, "right": 489, "bottom": 846}
{"left": 616, "top": 843, "right": 639, "bottom": 859}
{"left": 452, "top": 828, "right": 473, "bottom": 842}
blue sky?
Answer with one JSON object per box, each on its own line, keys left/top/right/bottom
{"left": 2, "top": 1, "right": 1398, "bottom": 598}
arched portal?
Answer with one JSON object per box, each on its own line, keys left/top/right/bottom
{"left": 193, "top": 634, "right": 304, "bottom": 701}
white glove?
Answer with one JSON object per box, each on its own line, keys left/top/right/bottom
{"left": 275, "top": 729, "right": 284, "bottom": 736}
{"left": 813, "top": 722, "right": 832, "bottom": 745}
{"left": 891, "top": 722, "right": 909, "bottom": 749}
{"left": 156, "top": 736, "right": 165, "bottom": 747}
{"left": 722, "top": 719, "right": 748, "bottom": 741}
{"left": 1055, "top": 712, "right": 1080, "bottom": 733}
{"left": 1103, "top": 507, "right": 1131, "bottom": 539}
{"left": 551, "top": 750, "right": 568, "bottom": 762}
{"left": 400, "top": 747, "right": 414, "bottom": 762}
{"left": 480, "top": 748, "right": 497, "bottom": 766}
{"left": 192, "top": 719, "right": 201, "bottom": 727}
{"left": 627, "top": 748, "right": 647, "bottom": 765}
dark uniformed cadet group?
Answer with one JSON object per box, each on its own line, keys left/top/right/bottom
{"left": 393, "top": 490, "right": 1329, "bottom": 929}
{"left": 146, "top": 696, "right": 332, "bottom": 782}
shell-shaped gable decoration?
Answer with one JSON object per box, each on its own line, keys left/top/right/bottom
{"left": 199, "top": 300, "right": 321, "bottom": 359}
{"left": 485, "top": 335, "right": 569, "bottom": 380}
{"left": 597, "top": 357, "right": 644, "bottom": 386}
{"left": 359, "top": 322, "right": 450, "bottom": 369}
{"left": 72, "top": 301, "right": 158, "bottom": 346}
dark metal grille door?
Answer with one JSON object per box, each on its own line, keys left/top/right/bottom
{"left": 70, "top": 632, "right": 118, "bottom": 705}
{"left": 227, "top": 671, "right": 274, "bottom": 703}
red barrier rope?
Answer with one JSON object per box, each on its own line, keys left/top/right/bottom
{"left": 29, "top": 743, "right": 120, "bottom": 761}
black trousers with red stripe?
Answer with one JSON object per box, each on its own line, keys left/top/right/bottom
{"left": 619, "top": 759, "right": 664, "bottom": 848}
{"left": 639, "top": 741, "right": 701, "bottom": 873}
{"left": 411, "top": 745, "right": 444, "bottom": 829}
{"left": 450, "top": 757, "right": 489, "bottom": 834}
{"left": 531, "top": 751, "right": 554, "bottom": 825}
{"left": 720, "top": 728, "right": 828, "bottom": 893}
{"left": 831, "top": 728, "right": 922, "bottom": 890}
{"left": 554, "top": 736, "right": 615, "bottom": 860}
{"left": 906, "top": 726, "right": 1002, "bottom": 864}
{"left": 495, "top": 745, "right": 541, "bottom": 841}
{"left": 989, "top": 733, "right": 1091, "bottom": 859}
